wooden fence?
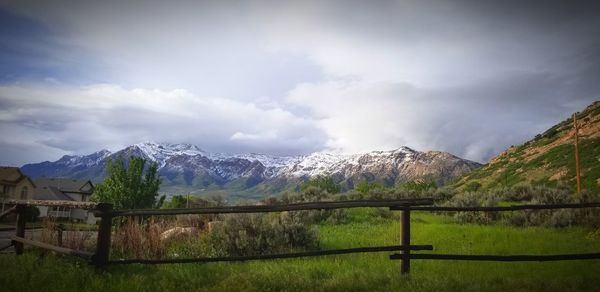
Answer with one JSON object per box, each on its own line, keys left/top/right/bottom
{"left": 2, "top": 198, "right": 600, "bottom": 274}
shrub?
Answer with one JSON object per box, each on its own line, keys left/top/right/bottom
{"left": 397, "top": 179, "right": 437, "bottom": 192}
{"left": 355, "top": 180, "right": 385, "bottom": 194}
{"left": 502, "top": 212, "right": 528, "bottom": 227}
{"left": 23, "top": 206, "right": 40, "bottom": 222}
{"left": 300, "top": 176, "right": 341, "bottom": 194}
{"left": 464, "top": 181, "right": 482, "bottom": 192}
{"left": 111, "top": 218, "right": 173, "bottom": 259}
{"left": 208, "top": 212, "right": 319, "bottom": 256}
{"left": 544, "top": 209, "right": 575, "bottom": 228}
{"left": 163, "top": 195, "right": 188, "bottom": 208}
{"left": 446, "top": 192, "right": 500, "bottom": 224}
{"left": 39, "top": 219, "right": 95, "bottom": 252}
{"left": 281, "top": 187, "right": 348, "bottom": 224}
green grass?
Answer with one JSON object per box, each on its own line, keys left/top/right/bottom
{"left": 2, "top": 209, "right": 600, "bottom": 291}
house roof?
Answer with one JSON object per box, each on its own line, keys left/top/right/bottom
{"left": 35, "top": 186, "right": 77, "bottom": 201}
{"left": 33, "top": 178, "right": 95, "bottom": 201}
{"left": 0, "top": 166, "right": 36, "bottom": 187}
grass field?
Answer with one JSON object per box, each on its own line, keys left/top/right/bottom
{"left": 1, "top": 209, "right": 600, "bottom": 291}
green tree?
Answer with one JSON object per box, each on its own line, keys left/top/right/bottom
{"left": 397, "top": 179, "right": 437, "bottom": 192}
{"left": 163, "top": 195, "right": 188, "bottom": 209}
{"left": 92, "top": 156, "right": 163, "bottom": 209}
{"left": 464, "top": 181, "right": 482, "bottom": 192}
{"left": 355, "top": 180, "right": 384, "bottom": 194}
{"left": 300, "top": 176, "right": 340, "bottom": 194}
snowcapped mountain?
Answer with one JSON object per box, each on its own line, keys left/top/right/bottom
{"left": 21, "top": 141, "right": 481, "bottom": 195}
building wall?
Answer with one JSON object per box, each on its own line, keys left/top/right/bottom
{"left": 70, "top": 208, "right": 88, "bottom": 220}
{"left": 0, "top": 184, "right": 15, "bottom": 199}
{"left": 13, "top": 179, "right": 35, "bottom": 200}
{"left": 37, "top": 206, "right": 48, "bottom": 217}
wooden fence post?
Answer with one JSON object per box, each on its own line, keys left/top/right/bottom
{"left": 92, "top": 203, "right": 113, "bottom": 268}
{"left": 56, "top": 224, "right": 64, "bottom": 247}
{"left": 401, "top": 207, "right": 411, "bottom": 274}
{"left": 13, "top": 204, "right": 27, "bottom": 255}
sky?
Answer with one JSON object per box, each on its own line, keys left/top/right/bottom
{"left": 0, "top": 0, "right": 599, "bottom": 166}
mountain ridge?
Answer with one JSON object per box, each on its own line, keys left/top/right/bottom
{"left": 21, "top": 142, "right": 481, "bottom": 197}
{"left": 454, "top": 101, "right": 600, "bottom": 193}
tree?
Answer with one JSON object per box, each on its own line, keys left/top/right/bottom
{"left": 464, "top": 181, "right": 482, "bottom": 192}
{"left": 397, "top": 179, "right": 437, "bottom": 192}
{"left": 355, "top": 180, "right": 384, "bottom": 194}
{"left": 163, "top": 195, "right": 188, "bottom": 209}
{"left": 300, "top": 176, "right": 341, "bottom": 194}
{"left": 92, "top": 156, "right": 163, "bottom": 209}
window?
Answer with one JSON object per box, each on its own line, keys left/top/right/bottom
{"left": 20, "top": 186, "right": 28, "bottom": 200}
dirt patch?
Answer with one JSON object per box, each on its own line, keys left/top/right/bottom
{"left": 550, "top": 168, "right": 568, "bottom": 181}
{"left": 521, "top": 111, "right": 599, "bottom": 162}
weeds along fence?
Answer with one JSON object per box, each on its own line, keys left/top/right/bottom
{"left": 2, "top": 198, "right": 600, "bottom": 274}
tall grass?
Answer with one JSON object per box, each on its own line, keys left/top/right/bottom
{"left": 2, "top": 209, "right": 599, "bottom": 291}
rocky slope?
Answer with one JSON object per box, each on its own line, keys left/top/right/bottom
{"left": 21, "top": 142, "right": 481, "bottom": 196}
{"left": 454, "top": 101, "right": 600, "bottom": 193}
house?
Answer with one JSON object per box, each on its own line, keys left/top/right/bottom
{"left": 33, "top": 178, "right": 97, "bottom": 224}
{"left": 0, "top": 167, "right": 36, "bottom": 213}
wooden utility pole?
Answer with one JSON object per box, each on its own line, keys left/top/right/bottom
{"left": 573, "top": 113, "right": 581, "bottom": 195}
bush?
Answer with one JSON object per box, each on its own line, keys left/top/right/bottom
{"left": 446, "top": 192, "right": 500, "bottom": 224}
{"left": 281, "top": 187, "right": 348, "bottom": 224}
{"left": 355, "top": 180, "right": 385, "bottom": 194}
{"left": 300, "top": 176, "right": 341, "bottom": 194}
{"left": 23, "top": 206, "right": 40, "bottom": 222}
{"left": 111, "top": 218, "right": 173, "bottom": 259}
{"left": 208, "top": 212, "right": 319, "bottom": 256}
{"left": 446, "top": 185, "right": 600, "bottom": 227}
{"left": 397, "top": 179, "right": 437, "bottom": 192}
{"left": 464, "top": 181, "right": 482, "bottom": 192}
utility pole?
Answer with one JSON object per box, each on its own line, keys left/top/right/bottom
{"left": 186, "top": 193, "right": 190, "bottom": 208}
{"left": 573, "top": 113, "right": 581, "bottom": 195}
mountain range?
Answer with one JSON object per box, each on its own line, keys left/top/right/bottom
{"left": 21, "top": 142, "right": 481, "bottom": 198}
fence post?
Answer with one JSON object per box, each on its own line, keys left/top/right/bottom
{"left": 13, "top": 204, "right": 27, "bottom": 255}
{"left": 401, "top": 206, "right": 411, "bottom": 274}
{"left": 56, "top": 223, "right": 64, "bottom": 247}
{"left": 92, "top": 203, "right": 113, "bottom": 268}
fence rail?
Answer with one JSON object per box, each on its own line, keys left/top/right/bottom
{"left": 110, "top": 199, "right": 434, "bottom": 216}
{"left": 5, "top": 199, "right": 98, "bottom": 209}
{"left": 109, "top": 244, "right": 434, "bottom": 265}
{"left": 390, "top": 252, "right": 600, "bottom": 262}
{"left": 10, "top": 236, "right": 93, "bottom": 258}
{"left": 393, "top": 202, "right": 600, "bottom": 211}
{"left": 2, "top": 198, "right": 600, "bottom": 275}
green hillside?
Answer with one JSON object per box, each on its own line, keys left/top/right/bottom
{"left": 454, "top": 101, "right": 600, "bottom": 193}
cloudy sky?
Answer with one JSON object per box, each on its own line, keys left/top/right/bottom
{"left": 1, "top": 0, "right": 599, "bottom": 166}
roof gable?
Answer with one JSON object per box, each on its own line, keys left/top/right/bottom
{"left": 0, "top": 166, "right": 36, "bottom": 187}
{"left": 34, "top": 178, "right": 94, "bottom": 195}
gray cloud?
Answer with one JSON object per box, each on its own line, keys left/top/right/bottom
{"left": 0, "top": 0, "right": 599, "bottom": 165}
{"left": 0, "top": 84, "right": 327, "bottom": 165}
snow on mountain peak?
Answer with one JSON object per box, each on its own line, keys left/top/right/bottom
{"left": 278, "top": 147, "right": 418, "bottom": 177}
{"left": 77, "top": 141, "right": 424, "bottom": 176}
{"left": 21, "top": 142, "right": 481, "bottom": 191}
{"left": 133, "top": 141, "right": 206, "bottom": 167}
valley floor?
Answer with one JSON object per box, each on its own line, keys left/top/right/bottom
{"left": 1, "top": 210, "right": 600, "bottom": 291}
